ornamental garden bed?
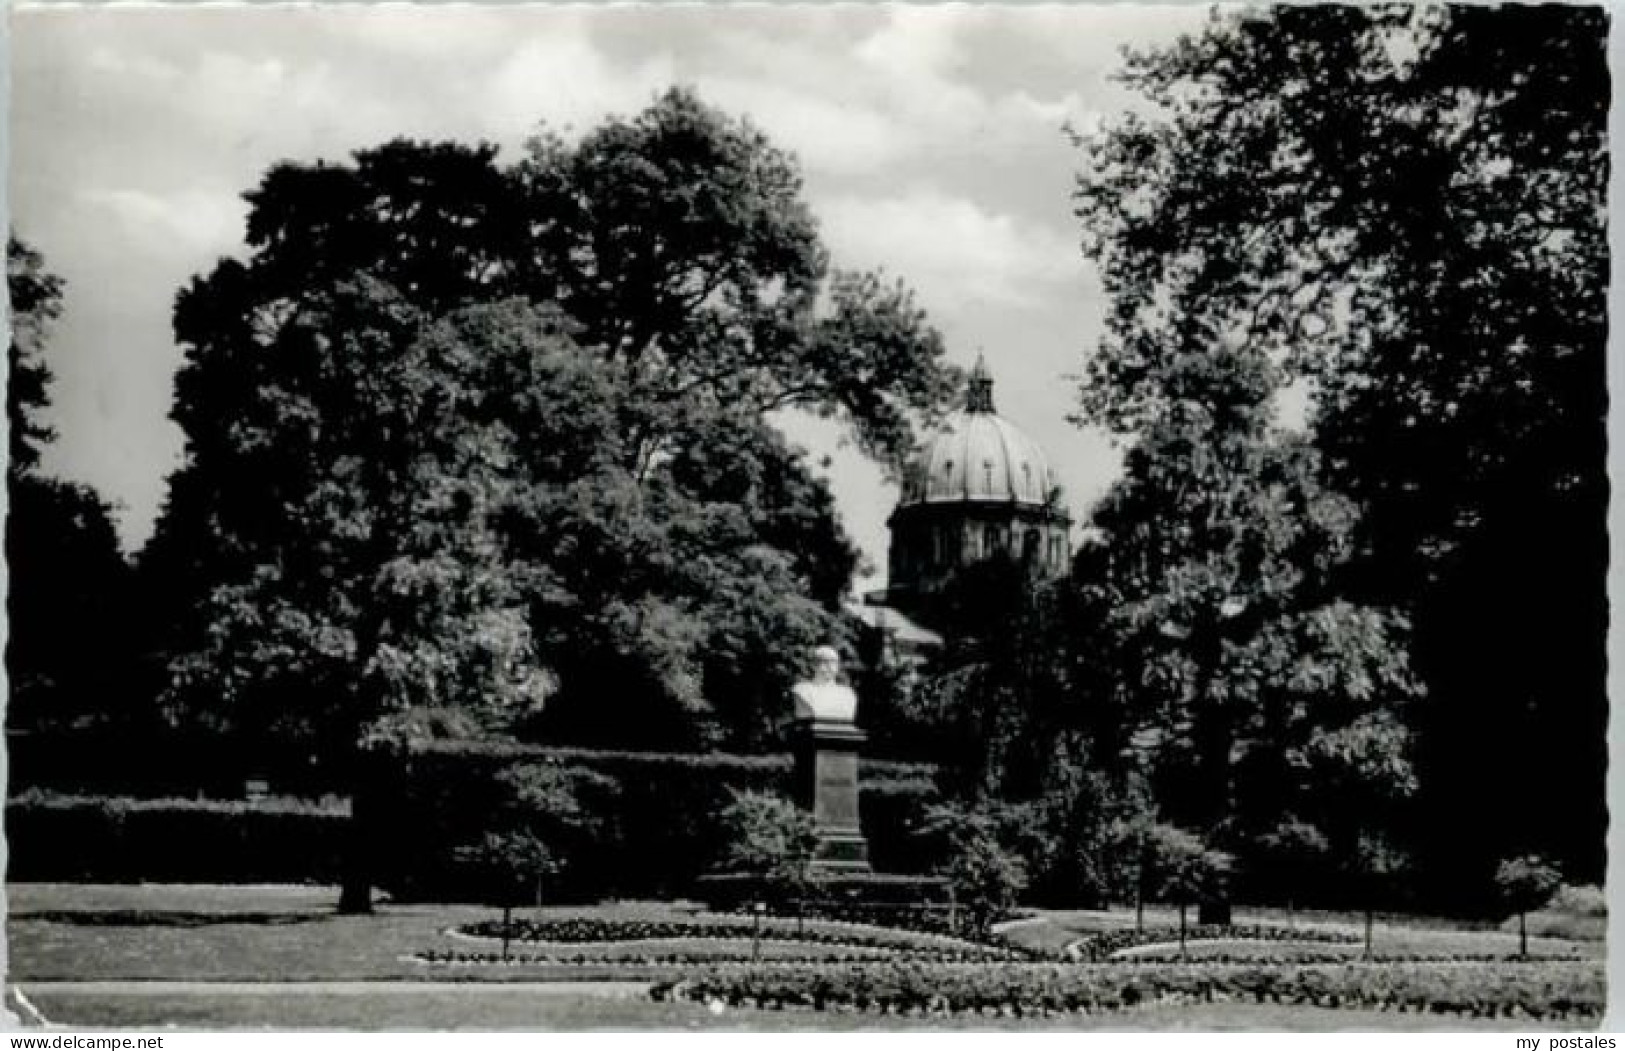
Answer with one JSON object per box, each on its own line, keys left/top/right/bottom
{"left": 651, "top": 959, "right": 1605, "bottom": 1022}
{"left": 1110, "top": 939, "right": 1584, "bottom": 965}
{"left": 454, "top": 913, "right": 1033, "bottom": 961}
{"left": 1067, "top": 924, "right": 1359, "bottom": 962}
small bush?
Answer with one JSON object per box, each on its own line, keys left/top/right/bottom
{"left": 916, "top": 804, "right": 1028, "bottom": 936}
{"left": 1550, "top": 884, "right": 1606, "bottom": 918}
{"left": 1503, "top": 883, "right": 1606, "bottom": 943}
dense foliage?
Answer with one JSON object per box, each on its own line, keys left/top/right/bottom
{"left": 1070, "top": 3, "right": 1605, "bottom": 910}
{"left": 141, "top": 88, "right": 959, "bottom": 771}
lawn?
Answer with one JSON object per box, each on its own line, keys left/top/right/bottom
{"left": 6, "top": 883, "right": 1603, "bottom": 1030}
{"left": 21, "top": 988, "right": 1544, "bottom": 1031}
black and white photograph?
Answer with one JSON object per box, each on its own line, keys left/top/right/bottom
{"left": 3, "top": 1, "right": 1610, "bottom": 1032}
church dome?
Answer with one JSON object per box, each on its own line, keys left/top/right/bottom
{"left": 899, "top": 355, "right": 1060, "bottom": 508}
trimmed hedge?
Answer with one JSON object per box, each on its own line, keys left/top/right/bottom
{"left": 364, "top": 742, "right": 943, "bottom": 902}
{"left": 5, "top": 790, "right": 350, "bottom": 883}
{"left": 6, "top": 728, "right": 345, "bottom": 798}
{"left": 653, "top": 960, "right": 1605, "bottom": 1021}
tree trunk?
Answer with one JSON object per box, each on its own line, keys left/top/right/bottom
{"left": 337, "top": 758, "right": 376, "bottom": 915}
{"left": 1190, "top": 669, "right": 1233, "bottom": 926}
{"left": 1364, "top": 908, "right": 1374, "bottom": 959}
{"left": 1519, "top": 911, "right": 1528, "bottom": 957}
{"left": 1179, "top": 902, "right": 1188, "bottom": 956}
{"left": 502, "top": 903, "right": 512, "bottom": 962}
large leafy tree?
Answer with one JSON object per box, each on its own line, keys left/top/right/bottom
{"left": 6, "top": 237, "right": 135, "bottom": 732}
{"left": 1071, "top": 358, "right": 1419, "bottom": 919}
{"left": 1073, "top": 4, "right": 1606, "bottom": 904}
{"left": 144, "top": 89, "right": 957, "bottom": 768}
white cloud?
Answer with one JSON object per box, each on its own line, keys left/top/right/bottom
{"left": 819, "top": 188, "right": 1083, "bottom": 312}
{"left": 12, "top": 3, "right": 1180, "bottom": 555}
{"left": 695, "top": 74, "right": 908, "bottom": 177}
{"left": 79, "top": 188, "right": 247, "bottom": 259}
{"left": 485, "top": 33, "right": 676, "bottom": 140}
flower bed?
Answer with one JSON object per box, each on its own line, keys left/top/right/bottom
{"left": 652, "top": 960, "right": 1604, "bottom": 1021}
{"left": 417, "top": 941, "right": 908, "bottom": 967}
{"left": 457, "top": 913, "right": 1034, "bottom": 961}
{"left": 1071, "top": 925, "right": 1359, "bottom": 962}
{"left": 1113, "top": 940, "right": 1584, "bottom": 965}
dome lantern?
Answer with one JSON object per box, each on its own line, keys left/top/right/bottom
{"left": 966, "top": 352, "right": 996, "bottom": 414}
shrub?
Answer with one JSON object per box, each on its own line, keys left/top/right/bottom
{"left": 916, "top": 804, "right": 1028, "bottom": 937}
{"left": 1509, "top": 883, "right": 1607, "bottom": 943}
{"left": 1550, "top": 883, "right": 1607, "bottom": 918}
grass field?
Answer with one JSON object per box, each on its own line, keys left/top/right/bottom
{"left": 23, "top": 990, "right": 1545, "bottom": 1031}
{"left": 6, "top": 883, "right": 1603, "bottom": 1030}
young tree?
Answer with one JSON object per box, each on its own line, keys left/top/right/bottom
{"left": 453, "top": 830, "right": 555, "bottom": 960}
{"left": 1135, "top": 823, "right": 1231, "bottom": 952}
{"left": 1254, "top": 818, "right": 1330, "bottom": 930}
{"left": 1494, "top": 855, "right": 1562, "bottom": 957}
{"left": 716, "top": 789, "right": 819, "bottom": 908}
{"left": 1073, "top": 4, "right": 1607, "bottom": 902}
{"left": 1349, "top": 832, "right": 1408, "bottom": 959}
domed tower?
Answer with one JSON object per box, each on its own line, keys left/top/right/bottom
{"left": 885, "top": 355, "right": 1071, "bottom": 621}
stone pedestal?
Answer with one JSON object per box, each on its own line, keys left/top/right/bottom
{"left": 792, "top": 719, "right": 871, "bottom": 872}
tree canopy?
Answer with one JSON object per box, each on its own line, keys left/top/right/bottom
{"left": 144, "top": 89, "right": 959, "bottom": 759}
{"left": 1071, "top": 3, "right": 1606, "bottom": 908}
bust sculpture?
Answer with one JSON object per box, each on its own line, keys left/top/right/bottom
{"left": 791, "top": 645, "right": 858, "bottom": 724}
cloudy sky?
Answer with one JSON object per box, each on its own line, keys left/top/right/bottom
{"left": 11, "top": 3, "right": 1206, "bottom": 586}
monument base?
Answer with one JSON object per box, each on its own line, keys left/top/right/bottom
{"left": 793, "top": 718, "right": 872, "bottom": 873}
{"left": 811, "top": 826, "right": 870, "bottom": 871}
{"left": 693, "top": 870, "right": 954, "bottom": 931}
